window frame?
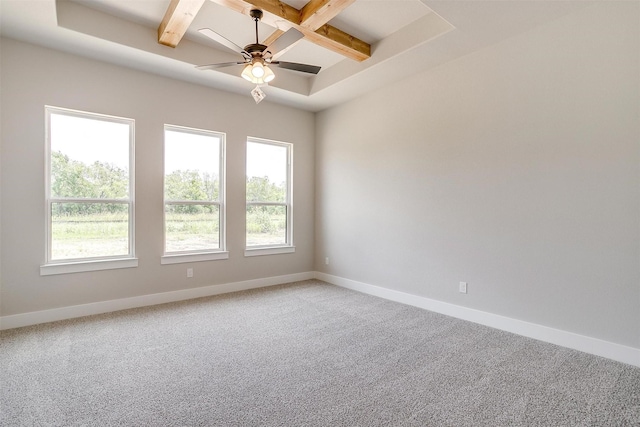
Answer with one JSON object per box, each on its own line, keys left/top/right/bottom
{"left": 161, "top": 124, "right": 228, "bottom": 265}
{"left": 41, "top": 106, "right": 137, "bottom": 276}
{"left": 245, "top": 137, "right": 294, "bottom": 257}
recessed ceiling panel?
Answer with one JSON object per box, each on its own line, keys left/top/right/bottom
{"left": 188, "top": 1, "right": 351, "bottom": 73}
{"left": 1, "top": 0, "right": 595, "bottom": 111}
{"left": 281, "top": 0, "right": 308, "bottom": 9}
{"left": 277, "top": 39, "right": 346, "bottom": 73}
{"left": 69, "top": 0, "right": 169, "bottom": 28}
{"left": 329, "top": 0, "right": 431, "bottom": 44}
{"left": 187, "top": 2, "right": 273, "bottom": 49}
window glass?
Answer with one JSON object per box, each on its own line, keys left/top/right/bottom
{"left": 46, "top": 107, "right": 134, "bottom": 263}
{"left": 246, "top": 139, "right": 291, "bottom": 248}
{"left": 164, "top": 126, "right": 224, "bottom": 254}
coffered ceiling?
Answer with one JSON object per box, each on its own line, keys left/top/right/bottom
{"left": 0, "top": 0, "right": 593, "bottom": 111}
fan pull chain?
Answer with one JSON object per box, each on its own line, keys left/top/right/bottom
{"left": 251, "top": 85, "right": 266, "bottom": 104}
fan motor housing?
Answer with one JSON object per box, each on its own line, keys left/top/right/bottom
{"left": 245, "top": 43, "right": 267, "bottom": 54}
{"left": 249, "top": 9, "right": 263, "bottom": 20}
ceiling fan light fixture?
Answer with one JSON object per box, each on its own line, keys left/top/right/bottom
{"left": 251, "top": 61, "right": 265, "bottom": 78}
{"left": 196, "top": 8, "right": 320, "bottom": 103}
{"left": 241, "top": 62, "right": 275, "bottom": 85}
{"left": 241, "top": 64, "right": 254, "bottom": 82}
{"left": 263, "top": 66, "right": 275, "bottom": 83}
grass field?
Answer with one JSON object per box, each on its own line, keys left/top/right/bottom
{"left": 51, "top": 211, "right": 287, "bottom": 259}
{"left": 52, "top": 212, "right": 128, "bottom": 259}
{"left": 165, "top": 211, "right": 219, "bottom": 253}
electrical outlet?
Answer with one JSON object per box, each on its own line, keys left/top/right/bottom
{"left": 187, "top": 268, "right": 193, "bottom": 278}
{"left": 459, "top": 281, "right": 467, "bottom": 294}
{"left": 325, "top": 257, "right": 329, "bottom": 265}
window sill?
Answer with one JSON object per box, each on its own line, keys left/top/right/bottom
{"left": 244, "top": 246, "right": 295, "bottom": 257}
{"left": 161, "top": 251, "right": 229, "bottom": 265}
{"left": 40, "top": 258, "right": 138, "bottom": 276}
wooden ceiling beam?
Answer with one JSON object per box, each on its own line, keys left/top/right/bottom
{"left": 158, "top": 0, "right": 206, "bottom": 47}
{"left": 309, "top": 23, "right": 369, "bottom": 60}
{"left": 207, "top": 0, "right": 370, "bottom": 61}
{"left": 300, "top": 0, "right": 356, "bottom": 32}
{"left": 208, "top": 0, "right": 299, "bottom": 23}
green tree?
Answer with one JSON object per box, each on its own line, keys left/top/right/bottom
{"left": 51, "top": 151, "right": 128, "bottom": 215}
{"left": 165, "top": 169, "right": 219, "bottom": 214}
{"left": 51, "top": 151, "right": 92, "bottom": 199}
{"left": 246, "top": 176, "right": 285, "bottom": 203}
{"left": 246, "top": 176, "right": 287, "bottom": 235}
{"left": 90, "top": 160, "right": 128, "bottom": 199}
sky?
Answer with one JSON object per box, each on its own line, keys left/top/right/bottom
{"left": 50, "top": 113, "right": 287, "bottom": 184}
{"left": 50, "top": 113, "right": 130, "bottom": 170}
{"left": 246, "top": 141, "right": 287, "bottom": 185}
{"left": 165, "top": 129, "right": 220, "bottom": 175}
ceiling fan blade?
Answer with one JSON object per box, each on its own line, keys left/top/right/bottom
{"left": 262, "top": 28, "right": 304, "bottom": 60}
{"left": 198, "top": 28, "right": 249, "bottom": 57}
{"left": 196, "top": 62, "right": 247, "bottom": 71}
{"left": 272, "top": 61, "right": 321, "bottom": 75}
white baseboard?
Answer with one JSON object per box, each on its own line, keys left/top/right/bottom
{"left": 0, "top": 272, "right": 314, "bottom": 330}
{"left": 315, "top": 272, "right": 640, "bottom": 368}
{"left": 3, "top": 271, "right": 638, "bottom": 368}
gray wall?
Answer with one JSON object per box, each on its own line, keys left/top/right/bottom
{"left": 315, "top": 3, "right": 640, "bottom": 348}
{"left": 1, "top": 2, "right": 638, "bottom": 351}
{"left": 0, "top": 39, "right": 315, "bottom": 316}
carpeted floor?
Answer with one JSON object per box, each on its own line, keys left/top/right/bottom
{"left": 1, "top": 280, "right": 639, "bottom": 426}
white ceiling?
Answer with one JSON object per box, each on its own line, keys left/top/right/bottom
{"left": 0, "top": 0, "right": 594, "bottom": 112}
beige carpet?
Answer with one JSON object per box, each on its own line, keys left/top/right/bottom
{"left": 1, "top": 280, "right": 639, "bottom": 426}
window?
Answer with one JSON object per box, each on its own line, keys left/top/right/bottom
{"left": 245, "top": 138, "right": 293, "bottom": 256}
{"left": 162, "top": 125, "right": 227, "bottom": 264}
{"left": 42, "top": 106, "right": 136, "bottom": 275}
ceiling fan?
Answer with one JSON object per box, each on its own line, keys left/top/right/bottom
{"left": 196, "top": 9, "right": 321, "bottom": 102}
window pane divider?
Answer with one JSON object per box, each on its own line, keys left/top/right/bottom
{"left": 50, "top": 198, "right": 130, "bottom": 204}
{"left": 246, "top": 202, "right": 287, "bottom": 206}
{"left": 165, "top": 200, "right": 220, "bottom": 206}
